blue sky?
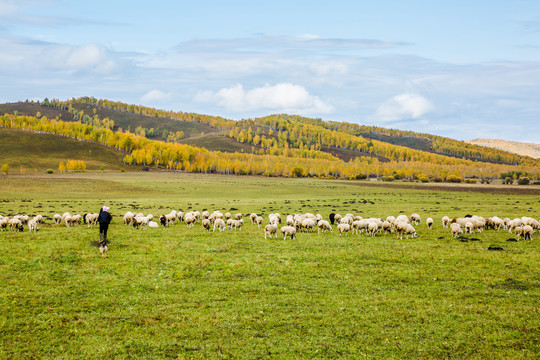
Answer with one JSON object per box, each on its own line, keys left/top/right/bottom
{"left": 1, "top": 0, "right": 539, "bottom": 142}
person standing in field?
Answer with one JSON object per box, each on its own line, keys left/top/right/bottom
{"left": 98, "top": 205, "right": 112, "bottom": 242}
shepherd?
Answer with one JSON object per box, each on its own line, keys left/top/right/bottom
{"left": 98, "top": 206, "right": 112, "bottom": 258}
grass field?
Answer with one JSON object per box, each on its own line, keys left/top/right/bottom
{"left": 0, "top": 172, "right": 538, "bottom": 359}
{"left": 0, "top": 127, "right": 141, "bottom": 172}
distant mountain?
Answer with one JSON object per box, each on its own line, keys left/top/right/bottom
{"left": 466, "top": 138, "right": 540, "bottom": 159}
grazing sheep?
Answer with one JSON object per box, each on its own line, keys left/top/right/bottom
{"left": 450, "top": 223, "right": 463, "bottom": 238}
{"left": 386, "top": 216, "right": 396, "bottom": 226}
{"left": 8, "top": 218, "right": 23, "bottom": 232}
{"left": 64, "top": 215, "right": 73, "bottom": 227}
{"left": 442, "top": 216, "right": 450, "bottom": 228}
{"left": 410, "top": 213, "right": 421, "bottom": 225}
{"left": 382, "top": 220, "right": 392, "bottom": 234}
{"left": 286, "top": 215, "right": 295, "bottom": 226}
{"left": 394, "top": 221, "right": 409, "bottom": 239}
{"left": 250, "top": 213, "right": 258, "bottom": 224}
{"left": 33, "top": 215, "right": 44, "bottom": 224}
{"left": 280, "top": 226, "right": 297, "bottom": 240}
{"left": 302, "top": 218, "right": 316, "bottom": 233}
{"left": 508, "top": 218, "right": 522, "bottom": 233}
{"left": 0, "top": 217, "right": 8, "bottom": 231}
{"left": 213, "top": 218, "right": 226, "bottom": 232}
{"left": 337, "top": 223, "right": 350, "bottom": 236}
{"left": 148, "top": 221, "right": 159, "bottom": 228}
{"left": 53, "top": 214, "right": 62, "bottom": 225}
{"left": 133, "top": 215, "right": 149, "bottom": 230}
{"left": 147, "top": 214, "right": 154, "bottom": 221}
{"left": 185, "top": 213, "right": 196, "bottom": 228}
{"left": 230, "top": 219, "right": 243, "bottom": 230}
{"left": 523, "top": 225, "right": 534, "bottom": 240}
{"left": 426, "top": 217, "right": 434, "bottom": 229}
{"left": 333, "top": 214, "right": 342, "bottom": 225}
{"left": 123, "top": 212, "right": 134, "bottom": 226}
{"left": 368, "top": 221, "right": 378, "bottom": 237}
{"left": 514, "top": 226, "right": 524, "bottom": 240}
{"left": 402, "top": 224, "right": 417, "bottom": 239}
{"left": 255, "top": 216, "right": 263, "bottom": 228}
{"left": 202, "top": 219, "right": 211, "bottom": 231}
{"left": 352, "top": 219, "right": 369, "bottom": 235}
{"left": 465, "top": 221, "right": 474, "bottom": 234}
{"left": 317, "top": 220, "right": 333, "bottom": 233}
{"left": 395, "top": 215, "right": 409, "bottom": 224}
{"left": 28, "top": 219, "right": 39, "bottom": 233}
{"left": 201, "top": 211, "right": 210, "bottom": 220}
{"left": 329, "top": 213, "right": 336, "bottom": 225}
{"left": 264, "top": 224, "right": 278, "bottom": 239}
{"left": 225, "top": 212, "right": 231, "bottom": 220}
{"left": 159, "top": 215, "right": 167, "bottom": 227}
{"left": 234, "top": 213, "right": 243, "bottom": 221}
{"left": 85, "top": 213, "right": 99, "bottom": 228}
{"left": 71, "top": 214, "right": 82, "bottom": 226}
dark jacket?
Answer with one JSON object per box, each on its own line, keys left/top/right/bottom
{"left": 98, "top": 210, "right": 112, "bottom": 225}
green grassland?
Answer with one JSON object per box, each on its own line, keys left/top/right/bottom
{"left": 0, "top": 172, "right": 539, "bottom": 359}
{"left": 0, "top": 127, "right": 140, "bottom": 172}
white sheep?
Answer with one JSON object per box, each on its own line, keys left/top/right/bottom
{"left": 523, "top": 225, "right": 534, "bottom": 240}
{"left": 0, "top": 217, "right": 8, "bottom": 231}
{"left": 450, "top": 223, "right": 462, "bottom": 238}
{"left": 441, "top": 216, "right": 450, "bottom": 228}
{"left": 302, "top": 218, "right": 316, "bottom": 233}
{"left": 85, "top": 213, "right": 99, "bottom": 228}
{"left": 280, "top": 225, "right": 297, "bottom": 240}
{"left": 410, "top": 213, "right": 421, "bottom": 225}
{"left": 53, "top": 214, "right": 62, "bottom": 225}
{"left": 255, "top": 216, "right": 263, "bottom": 228}
{"left": 213, "top": 218, "right": 226, "bottom": 232}
{"left": 368, "top": 221, "right": 378, "bottom": 237}
{"left": 28, "top": 219, "right": 39, "bottom": 232}
{"left": 202, "top": 219, "right": 211, "bottom": 231}
{"left": 8, "top": 218, "right": 23, "bottom": 232}
{"left": 133, "top": 215, "right": 149, "bottom": 230}
{"left": 382, "top": 220, "right": 392, "bottom": 234}
{"left": 148, "top": 221, "right": 159, "bottom": 228}
{"left": 465, "top": 221, "right": 474, "bottom": 234}
{"left": 230, "top": 219, "right": 243, "bottom": 230}
{"left": 402, "top": 224, "right": 417, "bottom": 239}
{"left": 264, "top": 224, "right": 278, "bottom": 239}
{"left": 185, "top": 213, "right": 196, "bottom": 228}
{"left": 337, "top": 223, "right": 350, "bottom": 236}
{"left": 250, "top": 213, "right": 258, "bottom": 224}
{"left": 426, "top": 217, "right": 434, "bottom": 229}
{"left": 123, "top": 212, "right": 134, "bottom": 226}
{"left": 514, "top": 226, "right": 524, "bottom": 240}
{"left": 33, "top": 215, "right": 44, "bottom": 224}
{"left": 317, "top": 220, "right": 332, "bottom": 233}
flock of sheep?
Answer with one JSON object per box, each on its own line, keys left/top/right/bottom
{"left": 0, "top": 210, "right": 537, "bottom": 242}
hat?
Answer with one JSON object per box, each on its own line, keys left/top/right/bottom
{"left": 102, "top": 206, "right": 110, "bottom": 212}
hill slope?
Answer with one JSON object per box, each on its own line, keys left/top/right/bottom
{"left": 0, "top": 127, "right": 139, "bottom": 172}
{"left": 466, "top": 138, "right": 540, "bottom": 159}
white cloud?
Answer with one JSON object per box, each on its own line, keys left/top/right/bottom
{"left": 195, "top": 83, "right": 334, "bottom": 115}
{"left": 375, "top": 93, "right": 434, "bottom": 123}
{"left": 141, "top": 89, "right": 172, "bottom": 104}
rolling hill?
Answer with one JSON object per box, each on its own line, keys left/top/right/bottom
{"left": 0, "top": 127, "right": 140, "bottom": 172}
{"left": 1, "top": 97, "right": 539, "bottom": 181}
{"left": 466, "top": 138, "right": 540, "bottom": 159}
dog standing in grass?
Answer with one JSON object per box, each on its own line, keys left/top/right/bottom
{"left": 98, "top": 240, "right": 108, "bottom": 259}
{"left": 98, "top": 206, "right": 112, "bottom": 259}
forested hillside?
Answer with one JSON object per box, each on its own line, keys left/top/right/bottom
{"left": 1, "top": 97, "right": 538, "bottom": 182}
